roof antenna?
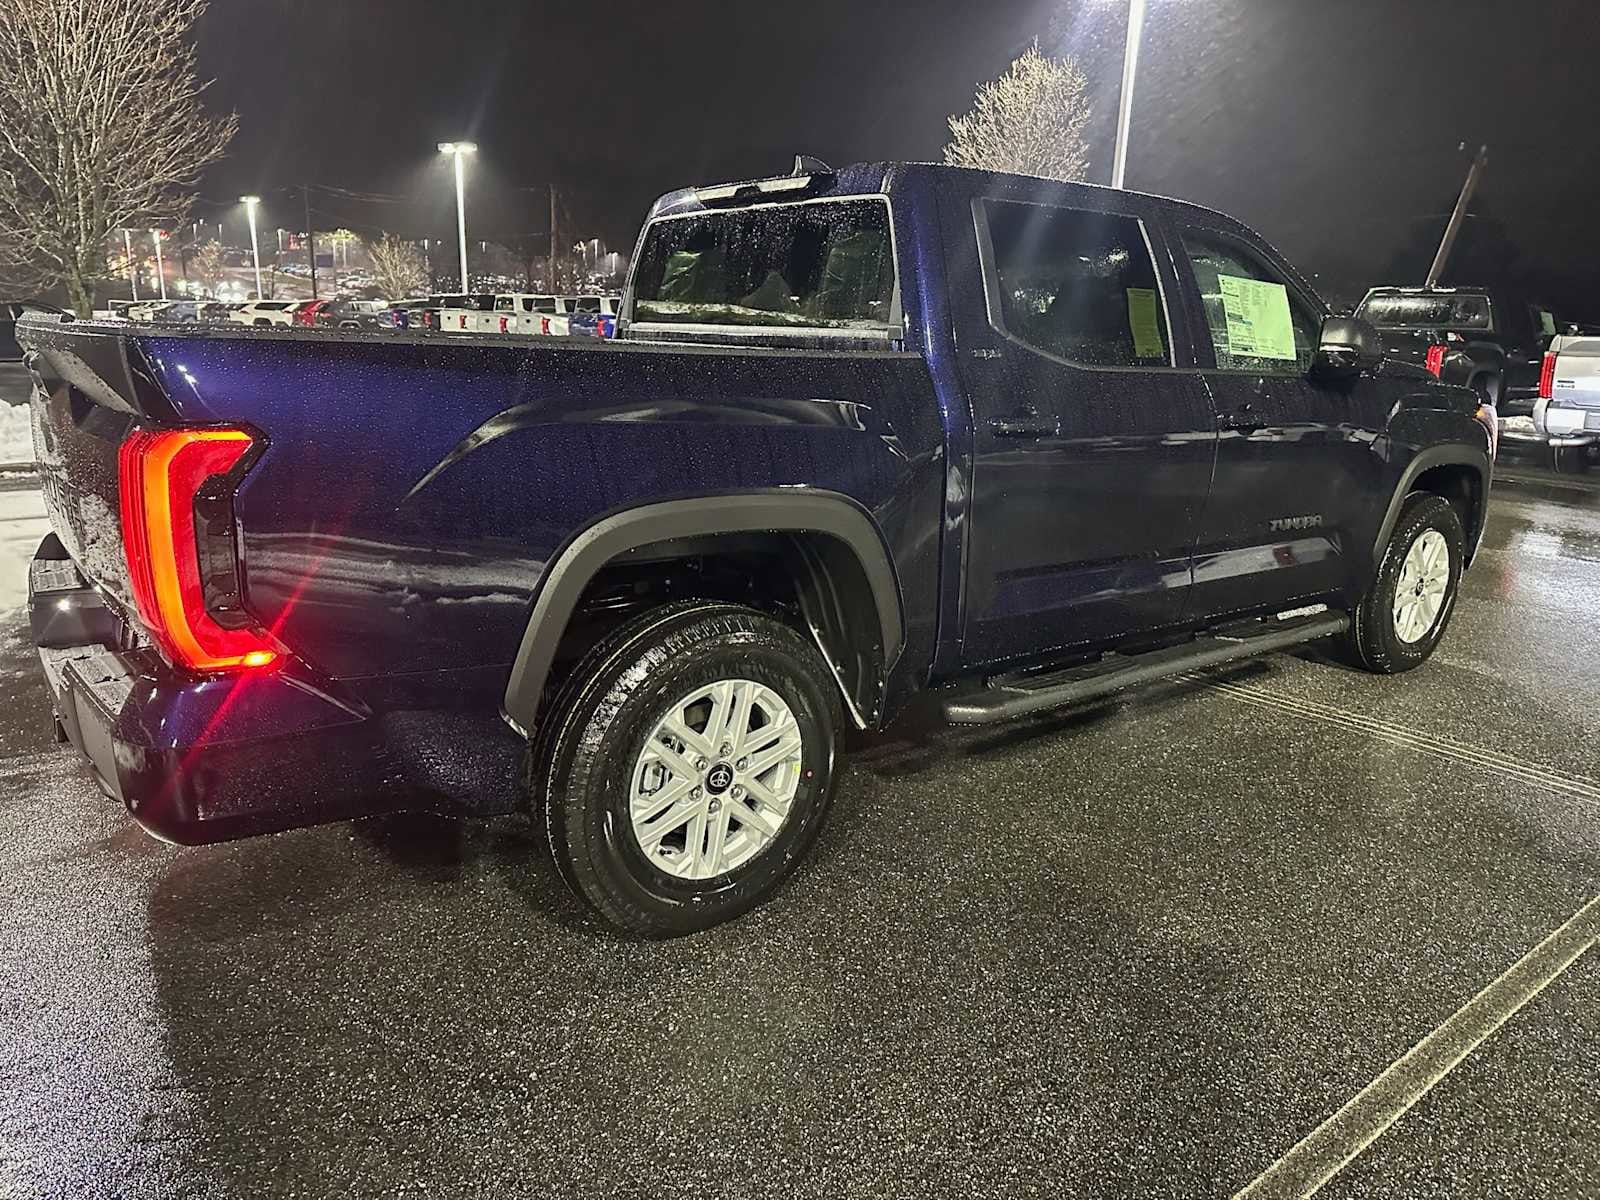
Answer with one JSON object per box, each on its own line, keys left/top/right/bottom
{"left": 793, "top": 155, "right": 833, "bottom": 176}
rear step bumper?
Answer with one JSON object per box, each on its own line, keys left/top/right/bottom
{"left": 28, "top": 540, "right": 521, "bottom": 844}
{"left": 941, "top": 611, "right": 1349, "bottom": 725}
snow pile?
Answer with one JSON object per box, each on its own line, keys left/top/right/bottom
{"left": 0, "top": 403, "right": 34, "bottom": 466}
{"left": 0, "top": 488, "right": 49, "bottom": 611}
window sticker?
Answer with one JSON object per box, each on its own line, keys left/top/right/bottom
{"left": 1540, "top": 310, "right": 1557, "bottom": 337}
{"left": 1126, "top": 288, "right": 1165, "bottom": 360}
{"left": 1217, "top": 274, "right": 1297, "bottom": 361}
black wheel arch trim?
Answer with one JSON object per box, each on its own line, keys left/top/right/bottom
{"left": 1372, "top": 443, "right": 1492, "bottom": 567}
{"left": 502, "top": 490, "right": 905, "bottom": 737}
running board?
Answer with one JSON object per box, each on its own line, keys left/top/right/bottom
{"left": 940, "top": 611, "right": 1349, "bottom": 725}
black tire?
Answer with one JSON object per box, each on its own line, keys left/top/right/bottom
{"left": 1346, "top": 492, "right": 1464, "bottom": 674}
{"left": 531, "top": 601, "right": 841, "bottom": 938}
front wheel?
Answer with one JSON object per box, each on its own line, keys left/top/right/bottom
{"left": 1346, "top": 492, "right": 1464, "bottom": 673}
{"left": 532, "top": 602, "right": 841, "bottom": 938}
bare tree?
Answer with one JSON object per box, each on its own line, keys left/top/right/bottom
{"left": 943, "top": 42, "right": 1092, "bottom": 183}
{"left": 0, "top": 0, "right": 236, "bottom": 314}
{"left": 190, "top": 238, "right": 223, "bottom": 297}
{"left": 365, "top": 234, "right": 428, "bottom": 300}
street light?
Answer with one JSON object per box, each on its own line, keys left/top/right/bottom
{"left": 1110, "top": 0, "right": 1147, "bottom": 190}
{"left": 150, "top": 229, "right": 167, "bottom": 300}
{"left": 240, "top": 195, "right": 264, "bottom": 299}
{"left": 437, "top": 141, "right": 477, "bottom": 293}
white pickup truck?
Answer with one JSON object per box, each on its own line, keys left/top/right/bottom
{"left": 1533, "top": 335, "right": 1600, "bottom": 472}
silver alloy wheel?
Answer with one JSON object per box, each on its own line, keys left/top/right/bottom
{"left": 1392, "top": 528, "right": 1451, "bottom": 644}
{"left": 629, "top": 678, "right": 805, "bottom": 881}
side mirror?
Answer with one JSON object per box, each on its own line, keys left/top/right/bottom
{"left": 1438, "top": 349, "right": 1475, "bottom": 388}
{"left": 1312, "top": 316, "right": 1383, "bottom": 379}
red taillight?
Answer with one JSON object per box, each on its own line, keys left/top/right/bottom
{"left": 499, "top": 315, "right": 509, "bottom": 334}
{"left": 1424, "top": 344, "right": 1446, "bottom": 377}
{"left": 1539, "top": 351, "right": 1557, "bottom": 400}
{"left": 458, "top": 313, "right": 467, "bottom": 329}
{"left": 540, "top": 317, "right": 550, "bottom": 336}
{"left": 118, "top": 428, "right": 278, "bottom": 673}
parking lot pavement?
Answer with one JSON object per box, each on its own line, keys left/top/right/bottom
{"left": 1, "top": 472, "right": 1597, "bottom": 1199}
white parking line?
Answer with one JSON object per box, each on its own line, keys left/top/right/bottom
{"left": 1234, "top": 893, "right": 1600, "bottom": 1198}
{"left": 1188, "top": 675, "right": 1600, "bottom": 809}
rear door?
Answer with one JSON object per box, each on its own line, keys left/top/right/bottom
{"left": 1173, "top": 225, "right": 1388, "bottom": 619}
{"left": 943, "top": 185, "right": 1216, "bottom": 666}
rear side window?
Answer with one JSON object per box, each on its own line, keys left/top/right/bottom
{"left": 1181, "top": 230, "right": 1320, "bottom": 373}
{"left": 575, "top": 296, "right": 602, "bottom": 313}
{"left": 1357, "top": 292, "right": 1491, "bottom": 330}
{"left": 978, "top": 200, "right": 1171, "bottom": 368}
{"left": 495, "top": 296, "right": 514, "bottom": 311}
{"left": 631, "top": 197, "right": 896, "bottom": 330}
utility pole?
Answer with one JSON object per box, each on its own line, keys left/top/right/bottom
{"left": 548, "top": 184, "right": 558, "bottom": 292}
{"left": 303, "top": 185, "right": 319, "bottom": 299}
{"left": 1110, "top": 0, "right": 1147, "bottom": 190}
{"left": 1425, "top": 144, "right": 1489, "bottom": 289}
{"left": 123, "top": 229, "right": 139, "bottom": 301}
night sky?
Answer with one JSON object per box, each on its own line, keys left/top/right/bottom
{"left": 196, "top": 0, "right": 1600, "bottom": 312}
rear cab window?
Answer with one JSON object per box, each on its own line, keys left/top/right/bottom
{"left": 628, "top": 195, "right": 900, "bottom": 340}
{"left": 1180, "top": 229, "right": 1322, "bottom": 374}
{"left": 975, "top": 198, "right": 1174, "bottom": 369}
{"left": 1357, "top": 292, "right": 1492, "bottom": 330}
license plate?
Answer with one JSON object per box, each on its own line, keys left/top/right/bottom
{"left": 1586, "top": 412, "right": 1600, "bottom": 432}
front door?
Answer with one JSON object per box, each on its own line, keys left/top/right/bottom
{"left": 945, "top": 191, "right": 1217, "bottom": 667}
{"left": 1174, "top": 226, "right": 1389, "bottom": 619}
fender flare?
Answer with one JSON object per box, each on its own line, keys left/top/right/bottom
{"left": 501, "top": 490, "right": 904, "bottom": 736}
{"left": 1371, "top": 443, "right": 1492, "bottom": 565}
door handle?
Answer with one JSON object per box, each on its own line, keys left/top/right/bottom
{"left": 990, "top": 412, "right": 1059, "bottom": 438}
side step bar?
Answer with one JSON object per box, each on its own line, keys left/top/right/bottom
{"left": 940, "top": 610, "right": 1350, "bottom": 725}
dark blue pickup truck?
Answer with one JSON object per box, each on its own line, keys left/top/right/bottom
{"left": 19, "top": 160, "right": 1494, "bottom": 936}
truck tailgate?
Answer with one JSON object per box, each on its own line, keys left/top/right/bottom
{"left": 1553, "top": 337, "right": 1600, "bottom": 408}
{"left": 18, "top": 316, "right": 153, "bottom": 611}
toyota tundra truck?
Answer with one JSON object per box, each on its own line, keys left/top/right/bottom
{"left": 19, "top": 160, "right": 1494, "bottom": 936}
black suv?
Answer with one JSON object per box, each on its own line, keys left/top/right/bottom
{"left": 1355, "top": 286, "right": 1563, "bottom": 416}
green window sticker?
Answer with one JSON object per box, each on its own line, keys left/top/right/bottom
{"left": 1217, "top": 274, "right": 1297, "bottom": 362}
{"left": 1126, "top": 288, "right": 1165, "bottom": 360}
{"left": 1540, "top": 310, "right": 1557, "bottom": 337}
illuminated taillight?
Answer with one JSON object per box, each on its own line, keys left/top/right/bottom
{"left": 499, "top": 315, "right": 509, "bottom": 334}
{"left": 1539, "top": 351, "right": 1557, "bottom": 400}
{"left": 118, "top": 428, "right": 278, "bottom": 672}
{"left": 1424, "top": 344, "right": 1446, "bottom": 377}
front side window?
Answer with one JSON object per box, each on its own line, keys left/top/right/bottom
{"left": 631, "top": 197, "right": 896, "bottom": 330}
{"left": 979, "top": 200, "right": 1171, "bottom": 368}
{"left": 1182, "top": 231, "right": 1320, "bottom": 373}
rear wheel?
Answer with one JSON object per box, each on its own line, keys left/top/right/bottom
{"left": 1346, "top": 492, "right": 1464, "bottom": 674}
{"left": 532, "top": 601, "right": 841, "bottom": 937}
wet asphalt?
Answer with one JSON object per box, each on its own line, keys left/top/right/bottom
{"left": 1, "top": 461, "right": 1598, "bottom": 1199}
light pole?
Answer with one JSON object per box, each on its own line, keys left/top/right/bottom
{"left": 123, "top": 229, "right": 139, "bottom": 301}
{"left": 1110, "top": 0, "right": 1147, "bottom": 190}
{"left": 150, "top": 229, "right": 167, "bottom": 300}
{"left": 438, "top": 141, "right": 477, "bottom": 292}
{"left": 240, "top": 195, "right": 264, "bottom": 299}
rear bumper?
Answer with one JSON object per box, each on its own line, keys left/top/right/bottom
{"left": 1532, "top": 397, "right": 1600, "bottom": 443}
{"left": 29, "top": 538, "right": 522, "bottom": 844}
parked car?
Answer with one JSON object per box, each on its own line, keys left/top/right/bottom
{"left": 315, "top": 299, "right": 395, "bottom": 330}
{"left": 1354, "top": 286, "right": 1563, "bottom": 416}
{"left": 433, "top": 293, "right": 496, "bottom": 333}
{"left": 386, "top": 298, "right": 435, "bottom": 330}
{"left": 1532, "top": 334, "right": 1600, "bottom": 472}
{"left": 228, "top": 299, "right": 305, "bottom": 327}
{"left": 18, "top": 159, "right": 1493, "bottom": 937}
